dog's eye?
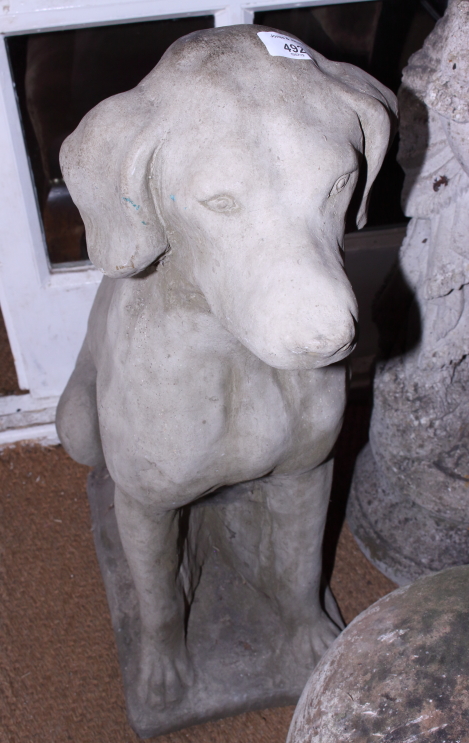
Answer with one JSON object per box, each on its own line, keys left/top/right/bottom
{"left": 329, "top": 173, "right": 351, "bottom": 197}
{"left": 202, "top": 195, "right": 238, "bottom": 213}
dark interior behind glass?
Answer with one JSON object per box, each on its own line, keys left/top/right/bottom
{"left": 6, "top": 16, "right": 214, "bottom": 266}
{"left": 6, "top": 3, "right": 446, "bottom": 266}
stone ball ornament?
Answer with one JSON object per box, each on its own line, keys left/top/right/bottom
{"left": 287, "top": 565, "right": 469, "bottom": 743}
{"left": 56, "top": 24, "right": 396, "bottom": 737}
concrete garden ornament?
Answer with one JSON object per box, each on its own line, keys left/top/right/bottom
{"left": 56, "top": 25, "right": 396, "bottom": 736}
{"left": 349, "top": 0, "right": 469, "bottom": 585}
{"left": 287, "top": 565, "right": 469, "bottom": 743}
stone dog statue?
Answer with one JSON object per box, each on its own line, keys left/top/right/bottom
{"left": 56, "top": 25, "right": 396, "bottom": 731}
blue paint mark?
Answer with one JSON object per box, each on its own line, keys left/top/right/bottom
{"left": 122, "top": 197, "right": 140, "bottom": 210}
{"left": 141, "top": 221, "right": 148, "bottom": 225}
{"left": 170, "top": 194, "right": 176, "bottom": 202}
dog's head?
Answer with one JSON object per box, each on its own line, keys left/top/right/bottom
{"left": 61, "top": 25, "right": 397, "bottom": 369}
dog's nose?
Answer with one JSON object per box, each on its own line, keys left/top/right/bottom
{"left": 288, "top": 311, "right": 357, "bottom": 360}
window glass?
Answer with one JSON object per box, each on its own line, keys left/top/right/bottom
{"left": 6, "top": 4, "right": 448, "bottom": 265}
{"left": 6, "top": 16, "right": 214, "bottom": 266}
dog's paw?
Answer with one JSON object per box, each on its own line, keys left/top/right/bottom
{"left": 292, "top": 611, "right": 341, "bottom": 667}
{"left": 137, "top": 642, "right": 194, "bottom": 710}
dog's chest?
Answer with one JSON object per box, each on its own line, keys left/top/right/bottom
{"left": 96, "top": 290, "right": 346, "bottom": 499}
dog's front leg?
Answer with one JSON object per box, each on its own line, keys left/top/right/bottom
{"left": 114, "top": 487, "right": 192, "bottom": 709}
{"left": 262, "top": 462, "right": 341, "bottom": 665}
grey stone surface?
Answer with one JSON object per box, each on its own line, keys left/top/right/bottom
{"left": 88, "top": 466, "right": 343, "bottom": 737}
{"left": 56, "top": 24, "right": 396, "bottom": 735}
{"left": 349, "top": 0, "right": 469, "bottom": 584}
{"left": 348, "top": 443, "right": 469, "bottom": 586}
{"left": 287, "top": 565, "right": 469, "bottom": 743}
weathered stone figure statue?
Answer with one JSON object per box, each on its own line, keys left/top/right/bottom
{"left": 349, "top": 0, "right": 469, "bottom": 585}
{"left": 56, "top": 25, "right": 396, "bottom": 736}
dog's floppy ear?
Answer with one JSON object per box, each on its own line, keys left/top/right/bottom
{"left": 352, "top": 84, "right": 398, "bottom": 229}
{"left": 60, "top": 88, "right": 167, "bottom": 278}
{"left": 319, "top": 60, "right": 398, "bottom": 229}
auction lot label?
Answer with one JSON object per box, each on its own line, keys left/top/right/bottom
{"left": 257, "top": 32, "right": 311, "bottom": 60}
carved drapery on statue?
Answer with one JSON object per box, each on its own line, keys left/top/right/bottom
{"left": 349, "top": 0, "right": 469, "bottom": 585}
